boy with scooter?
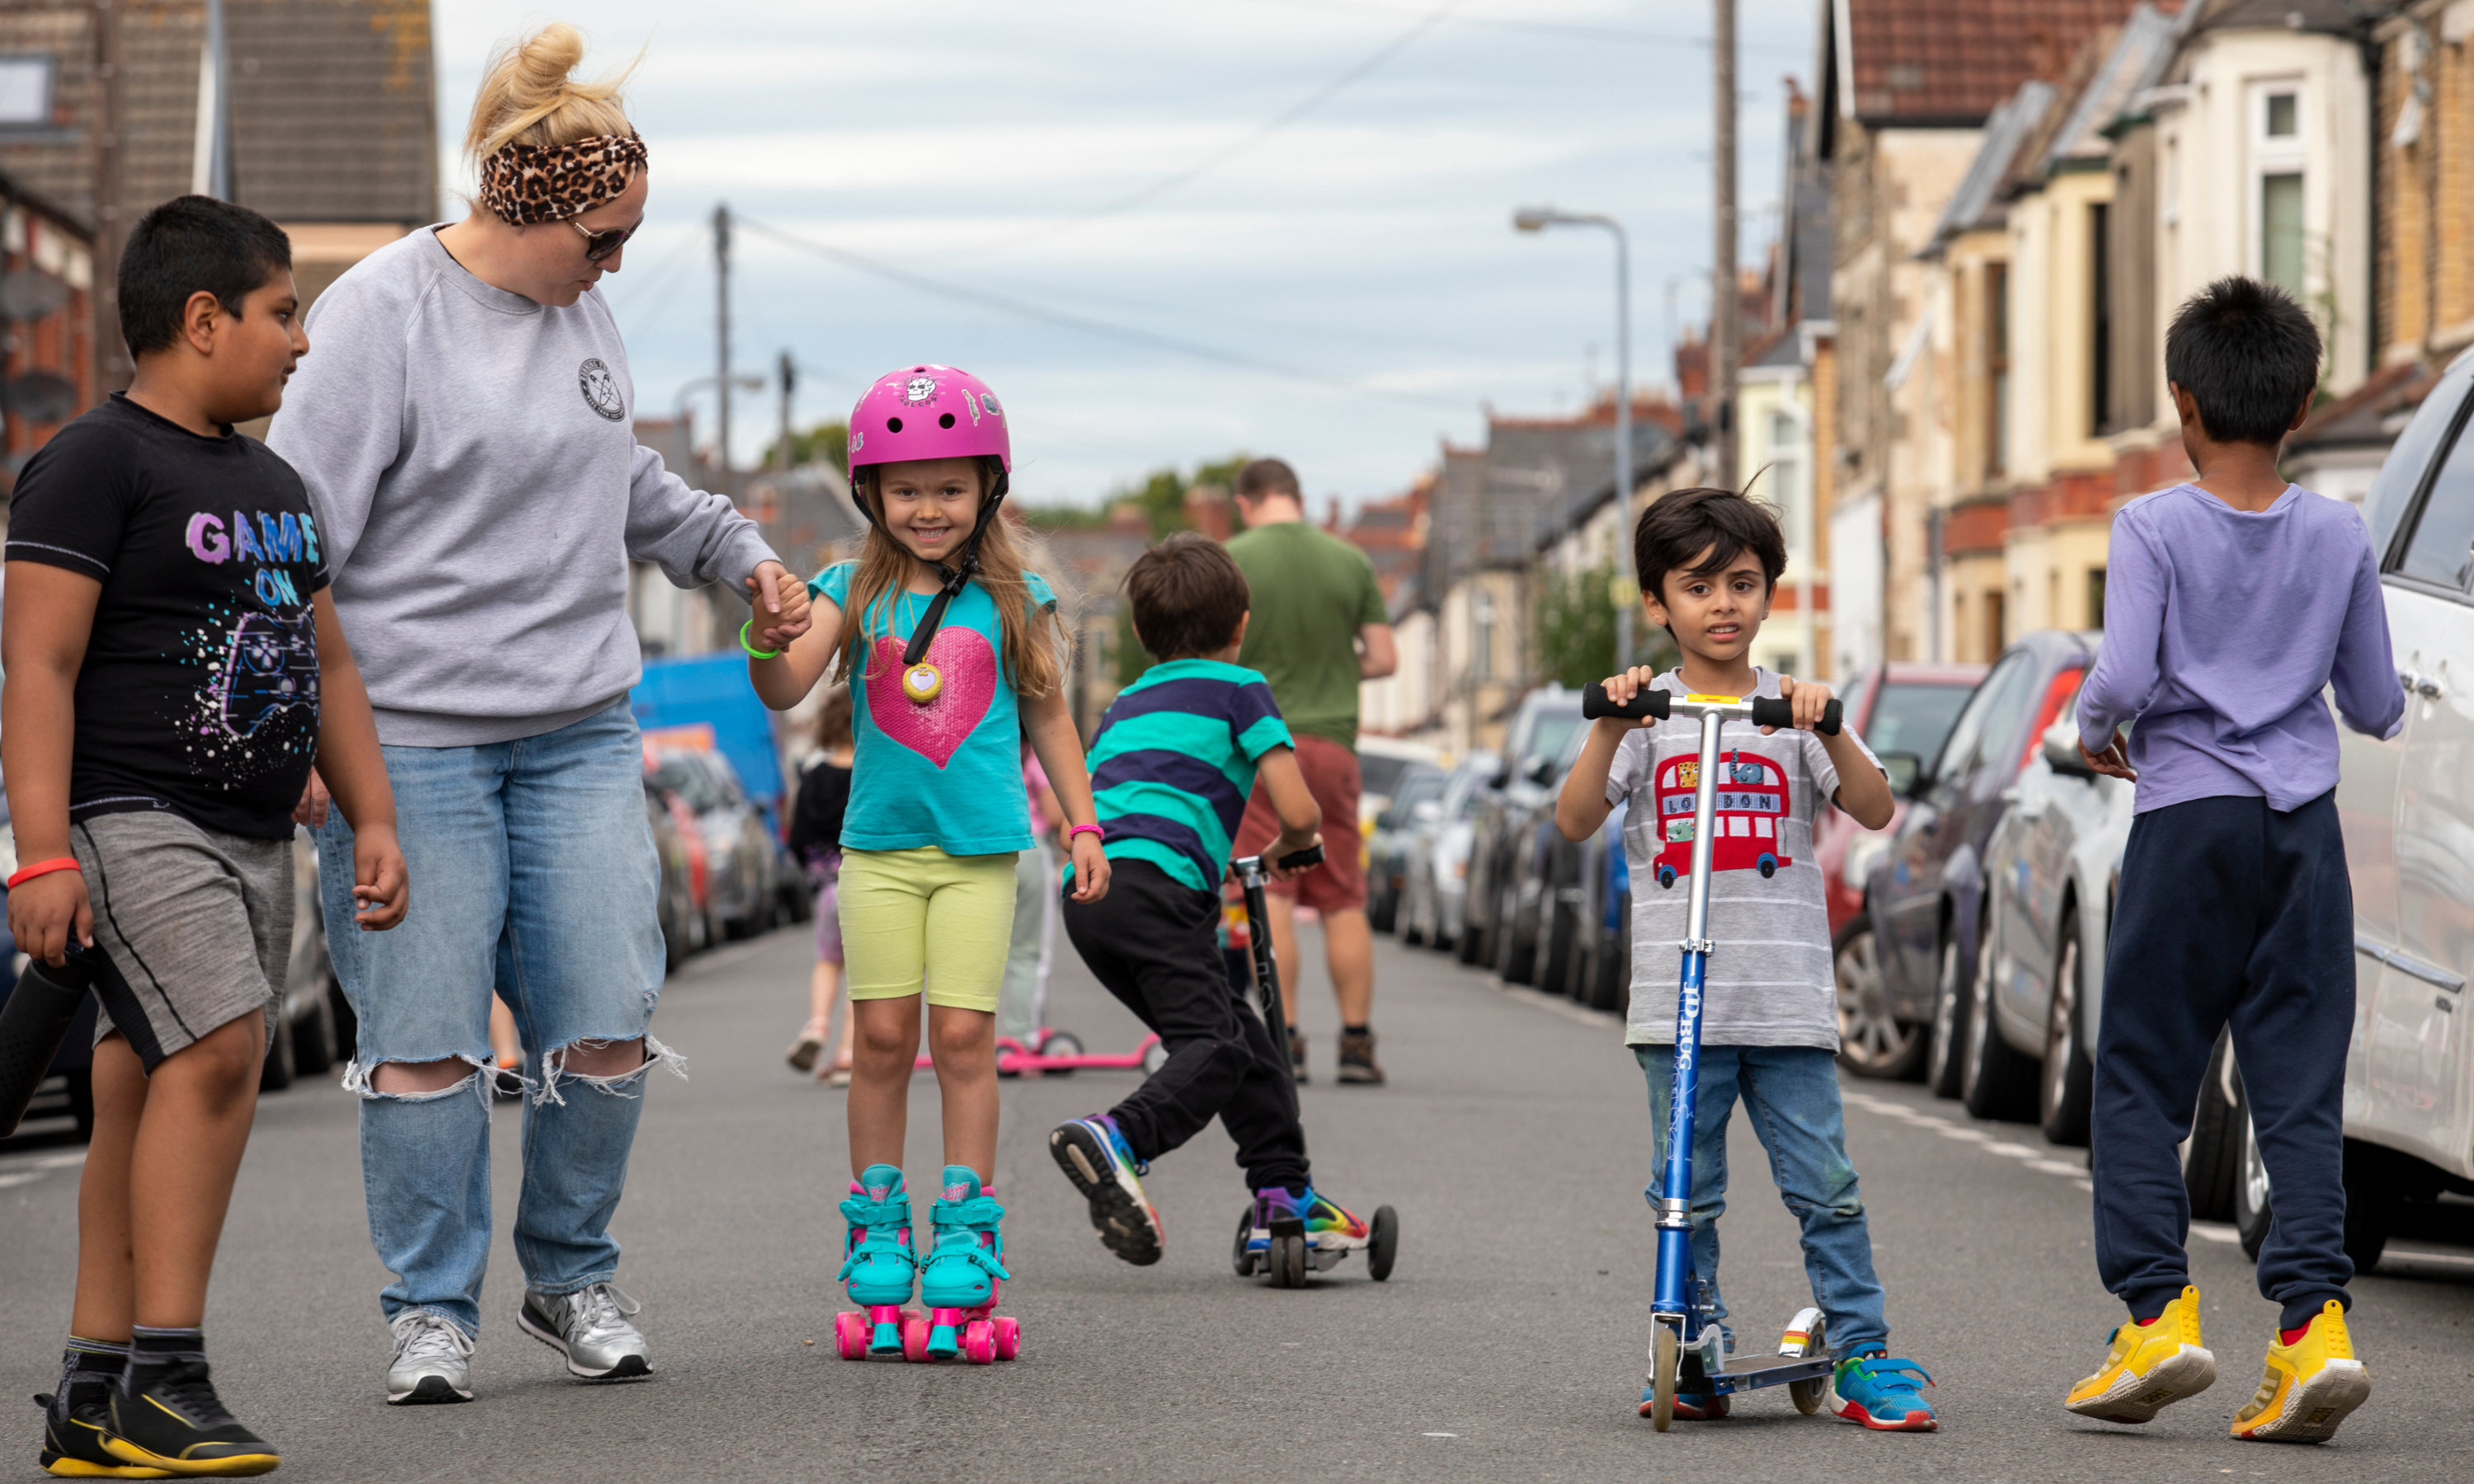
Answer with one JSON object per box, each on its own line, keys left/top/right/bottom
{"left": 1555, "top": 486, "right": 1935, "bottom": 1430}
{"left": 2065, "top": 277, "right": 2396, "bottom": 1442}
{"left": 1051, "top": 533, "right": 1393, "bottom": 1283}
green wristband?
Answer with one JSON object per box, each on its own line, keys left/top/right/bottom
{"left": 740, "top": 618, "right": 783, "bottom": 660}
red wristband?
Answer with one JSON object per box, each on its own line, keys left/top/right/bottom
{"left": 6, "top": 857, "right": 80, "bottom": 890}
{"left": 1068, "top": 823, "right": 1104, "bottom": 842}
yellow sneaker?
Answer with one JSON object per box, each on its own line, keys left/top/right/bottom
{"left": 2230, "top": 1300, "right": 2370, "bottom": 1443}
{"left": 2064, "top": 1284, "right": 2217, "bottom": 1423}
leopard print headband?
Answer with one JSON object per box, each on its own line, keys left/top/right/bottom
{"left": 477, "top": 131, "right": 649, "bottom": 226}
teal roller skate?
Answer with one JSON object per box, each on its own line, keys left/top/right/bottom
{"left": 832, "top": 1164, "right": 919, "bottom": 1360}
{"left": 913, "top": 1165, "right": 1018, "bottom": 1364}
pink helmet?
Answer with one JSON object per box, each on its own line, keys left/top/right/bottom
{"left": 846, "top": 364, "right": 1011, "bottom": 475}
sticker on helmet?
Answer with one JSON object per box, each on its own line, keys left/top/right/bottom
{"left": 904, "top": 375, "right": 938, "bottom": 405}
{"left": 849, "top": 429, "right": 864, "bottom": 453}
{"left": 964, "top": 391, "right": 981, "bottom": 425}
{"left": 981, "top": 392, "right": 1003, "bottom": 416}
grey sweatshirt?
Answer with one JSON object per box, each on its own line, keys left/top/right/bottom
{"left": 268, "top": 227, "right": 777, "bottom": 746}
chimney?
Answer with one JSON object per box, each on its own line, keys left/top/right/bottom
{"left": 1184, "top": 484, "right": 1232, "bottom": 542}
{"left": 1108, "top": 501, "right": 1149, "bottom": 537}
{"left": 1325, "top": 497, "right": 1342, "bottom": 532}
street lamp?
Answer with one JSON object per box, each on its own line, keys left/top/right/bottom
{"left": 1515, "top": 204, "right": 1635, "bottom": 666}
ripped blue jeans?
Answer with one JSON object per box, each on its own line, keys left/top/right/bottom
{"left": 1634, "top": 1044, "right": 1888, "bottom": 1360}
{"left": 322, "top": 700, "right": 677, "bottom": 1336}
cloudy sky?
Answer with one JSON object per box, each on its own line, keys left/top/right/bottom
{"left": 431, "top": 1, "right": 1819, "bottom": 513}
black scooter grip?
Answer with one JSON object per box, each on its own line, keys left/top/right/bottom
{"left": 0, "top": 956, "right": 91, "bottom": 1139}
{"left": 1581, "top": 683, "right": 1671, "bottom": 721}
{"left": 1275, "top": 844, "right": 1325, "bottom": 873}
{"left": 1748, "top": 696, "right": 1843, "bottom": 735}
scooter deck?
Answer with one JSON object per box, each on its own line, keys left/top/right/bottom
{"left": 1705, "top": 1353, "right": 1834, "bottom": 1395}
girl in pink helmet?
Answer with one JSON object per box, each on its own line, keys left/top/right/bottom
{"left": 750, "top": 364, "right": 1109, "bottom": 1362}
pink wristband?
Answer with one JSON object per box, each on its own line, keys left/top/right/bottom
{"left": 1068, "top": 823, "right": 1104, "bottom": 843}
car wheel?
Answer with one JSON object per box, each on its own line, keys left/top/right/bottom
{"left": 1493, "top": 884, "right": 1535, "bottom": 984}
{"left": 1454, "top": 885, "right": 1488, "bottom": 965}
{"left": 1538, "top": 899, "right": 1578, "bottom": 998}
{"left": 66, "top": 1067, "right": 93, "bottom": 1143}
{"left": 2182, "top": 1031, "right": 2241, "bottom": 1223}
{"left": 327, "top": 979, "right": 359, "bottom": 1065}
{"left": 1587, "top": 900, "right": 1632, "bottom": 1013}
{"left": 259, "top": 1008, "right": 296, "bottom": 1092}
{"left": 1924, "top": 932, "right": 1969, "bottom": 1099}
{"left": 2038, "top": 925, "right": 2095, "bottom": 1146}
{"left": 1961, "top": 918, "right": 2039, "bottom": 1120}
{"left": 291, "top": 975, "right": 337, "bottom": 1077}
{"left": 2234, "top": 1106, "right": 2272, "bottom": 1260}
{"left": 1834, "top": 919, "right": 1925, "bottom": 1081}
{"left": 2340, "top": 1141, "right": 2395, "bottom": 1275}
{"left": 1399, "top": 879, "right": 1426, "bottom": 946}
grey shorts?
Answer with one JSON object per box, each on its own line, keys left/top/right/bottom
{"left": 70, "top": 811, "right": 293, "bottom": 1072}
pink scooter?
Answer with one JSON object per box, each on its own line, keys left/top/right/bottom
{"left": 914, "top": 1027, "right": 1168, "bottom": 1078}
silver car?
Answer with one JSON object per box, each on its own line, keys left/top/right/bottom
{"left": 1399, "top": 751, "right": 1498, "bottom": 952}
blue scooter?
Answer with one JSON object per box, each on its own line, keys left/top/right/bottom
{"left": 1581, "top": 682, "right": 1842, "bottom": 1431}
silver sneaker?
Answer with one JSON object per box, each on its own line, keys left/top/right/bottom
{"left": 386, "top": 1310, "right": 475, "bottom": 1404}
{"left": 517, "top": 1282, "right": 650, "bottom": 1379}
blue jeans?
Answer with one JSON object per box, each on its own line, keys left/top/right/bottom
{"left": 322, "top": 701, "right": 674, "bottom": 1336}
{"left": 1634, "top": 1044, "right": 1888, "bottom": 1359}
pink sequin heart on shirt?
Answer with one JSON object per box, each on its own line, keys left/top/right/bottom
{"left": 865, "top": 628, "right": 996, "bottom": 768}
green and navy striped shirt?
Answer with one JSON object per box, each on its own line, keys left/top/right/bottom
{"left": 1075, "top": 658, "right": 1293, "bottom": 895}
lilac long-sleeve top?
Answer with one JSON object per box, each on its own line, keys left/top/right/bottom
{"left": 2077, "top": 483, "right": 2405, "bottom": 815}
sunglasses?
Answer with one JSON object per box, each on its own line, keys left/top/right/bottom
{"left": 569, "top": 218, "right": 638, "bottom": 264}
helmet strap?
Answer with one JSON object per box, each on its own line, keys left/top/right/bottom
{"left": 897, "top": 467, "right": 1010, "bottom": 667}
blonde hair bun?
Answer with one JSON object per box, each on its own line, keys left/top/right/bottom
{"left": 465, "top": 23, "right": 638, "bottom": 164}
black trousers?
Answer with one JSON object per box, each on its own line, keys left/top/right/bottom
{"left": 1061, "top": 859, "right": 1310, "bottom": 1192}
{"left": 2092, "top": 791, "right": 2354, "bottom": 1329}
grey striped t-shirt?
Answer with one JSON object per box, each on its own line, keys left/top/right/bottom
{"left": 1606, "top": 669, "right": 1879, "bottom": 1051}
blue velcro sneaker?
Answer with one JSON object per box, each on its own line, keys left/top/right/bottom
{"left": 1832, "top": 1350, "right": 1937, "bottom": 1431}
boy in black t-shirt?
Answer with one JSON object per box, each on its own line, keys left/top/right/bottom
{"left": 5, "top": 195, "right": 407, "bottom": 1477}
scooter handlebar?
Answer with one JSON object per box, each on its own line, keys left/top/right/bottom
{"left": 1748, "top": 696, "right": 1842, "bottom": 736}
{"left": 1580, "top": 683, "right": 1670, "bottom": 721}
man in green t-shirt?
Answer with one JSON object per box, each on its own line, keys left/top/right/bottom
{"left": 1225, "top": 458, "right": 1398, "bottom": 1084}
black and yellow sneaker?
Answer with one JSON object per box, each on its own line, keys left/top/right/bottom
{"left": 34, "top": 1392, "right": 172, "bottom": 1479}
{"left": 101, "top": 1366, "right": 276, "bottom": 1477}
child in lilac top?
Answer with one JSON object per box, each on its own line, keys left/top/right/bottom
{"left": 2061, "top": 277, "right": 2400, "bottom": 1444}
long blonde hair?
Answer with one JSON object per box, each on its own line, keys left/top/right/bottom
{"left": 463, "top": 24, "right": 638, "bottom": 166}
{"left": 838, "top": 460, "right": 1067, "bottom": 699}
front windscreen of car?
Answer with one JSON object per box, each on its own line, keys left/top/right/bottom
{"left": 1866, "top": 682, "right": 1975, "bottom": 768}
{"left": 651, "top": 755, "right": 726, "bottom": 812}
{"left": 1359, "top": 751, "right": 1415, "bottom": 800}
{"left": 1526, "top": 709, "right": 1583, "bottom": 768}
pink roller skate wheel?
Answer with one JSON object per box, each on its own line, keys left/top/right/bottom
{"left": 833, "top": 1311, "right": 869, "bottom": 1361}
{"left": 964, "top": 1319, "right": 998, "bottom": 1364}
{"left": 902, "top": 1312, "right": 930, "bottom": 1364}
{"left": 994, "top": 1315, "right": 1021, "bottom": 1361}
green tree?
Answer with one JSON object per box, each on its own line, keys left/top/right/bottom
{"left": 762, "top": 419, "right": 849, "bottom": 472}
{"left": 1536, "top": 565, "right": 1674, "bottom": 688}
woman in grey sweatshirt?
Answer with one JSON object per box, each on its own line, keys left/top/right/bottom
{"left": 266, "top": 25, "right": 798, "bottom": 1405}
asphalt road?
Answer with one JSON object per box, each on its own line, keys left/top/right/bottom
{"left": 6, "top": 925, "right": 2473, "bottom": 1482}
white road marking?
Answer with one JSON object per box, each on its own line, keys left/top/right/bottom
{"left": 1423, "top": 1432, "right": 1459, "bottom": 1438}
{"left": 1982, "top": 1142, "right": 2041, "bottom": 1158}
{"left": 2189, "top": 1221, "right": 2241, "bottom": 1244}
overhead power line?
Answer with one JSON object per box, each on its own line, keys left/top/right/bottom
{"left": 1232, "top": 0, "right": 1808, "bottom": 54}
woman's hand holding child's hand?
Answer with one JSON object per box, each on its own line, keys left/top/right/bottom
{"left": 746, "top": 566, "right": 813, "bottom": 652}
{"left": 1067, "top": 829, "right": 1111, "bottom": 903}
{"left": 352, "top": 823, "right": 410, "bottom": 930}
{"left": 9, "top": 870, "right": 92, "bottom": 966}
{"left": 1764, "top": 674, "right": 1836, "bottom": 735}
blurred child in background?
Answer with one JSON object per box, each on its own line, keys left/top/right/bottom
{"left": 787, "top": 686, "right": 855, "bottom": 1083}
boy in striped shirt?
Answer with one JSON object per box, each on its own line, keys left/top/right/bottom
{"left": 1050, "top": 533, "right": 1376, "bottom": 1267}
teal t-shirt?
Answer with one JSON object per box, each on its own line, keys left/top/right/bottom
{"left": 1074, "top": 659, "right": 1292, "bottom": 894}
{"left": 811, "top": 561, "right": 1057, "bottom": 856}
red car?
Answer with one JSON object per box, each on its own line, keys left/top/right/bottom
{"left": 1813, "top": 663, "right": 1987, "bottom": 936}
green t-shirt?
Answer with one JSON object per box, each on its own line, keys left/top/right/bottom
{"left": 1227, "top": 520, "right": 1390, "bottom": 749}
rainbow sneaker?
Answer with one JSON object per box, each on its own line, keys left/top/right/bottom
{"left": 1246, "top": 1186, "right": 1371, "bottom": 1268}
{"left": 918, "top": 1167, "right": 1012, "bottom": 1360}
{"left": 2230, "top": 1300, "right": 2368, "bottom": 1443}
{"left": 835, "top": 1165, "right": 918, "bottom": 1358}
{"left": 2064, "top": 1284, "right": 2217, "bottom": 1424}
{"left": 1050, "top": 1115, "right": 1164, "bottom": 1266}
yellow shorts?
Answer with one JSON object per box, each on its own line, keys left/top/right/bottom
{"left": 838, "top": 846, "right": 1018, "bottom": 1012}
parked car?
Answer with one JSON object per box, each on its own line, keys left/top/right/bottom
{"left": 1962, "top": 697, "right": 2133, "bottom": 1139}
{"left": 647, "top": 778, "right": 703, "bottom": 972}
{"left": 1365, "top": 762, "right": 1446, "bottom": 934}
{"left": 1398, "top": 750, "right": 1498, "bottom": 950}
{"left": 261, "top": 829, "right": 350, "bottom": 1092}
{"left": 1541, "top": 791, "right": 1631, "bottom": 1012}
{"left": 1854, "top": 631, "right": 2095, "bottom": 1092}
{"left": 1459, "top": 689, "right": 1585, "bottom": 971}
{"left": 647, "top": 744, "right": 788, "bottom": 942}
{"left": 1815, "top": 663, "right": 1985, "bottom": 938}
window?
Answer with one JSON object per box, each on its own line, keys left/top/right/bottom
{"left": 2397, "top": 418, "right": 2474, "bottom": 591}
{"left": 1985, "top": 589, "right": 2006, "bottom": 661}
{"left": 1771, "top": 410, "right": 1804, "bottom": 551}
{"left": 2253, "top": 85, "right": 2307, "bottom": 300}
{"left": 1986, "top": 263, "right": 2011, "bottom": 478}
{"left": 0, "top": 57, "right": 49, "bottom": 129}
{"left": 1866, "top": 680, "right": 1976, "bottom": 764}
{"left": 1471, "top": 589, "right": 1494, "bottom": 683}
{"left": 2086, "top": 567, "right": 2107, "bottom": 629}
{"left": 1930, "top": 648, "right": 2031, "bottom": 786}
{"left": 2090, "top": 202, "right": 2112, "bottom": 435}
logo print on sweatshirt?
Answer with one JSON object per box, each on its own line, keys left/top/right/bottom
{"left": 578, "top": 357, "right": 626, "bottom": 421}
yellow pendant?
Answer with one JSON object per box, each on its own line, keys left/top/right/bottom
{"left": 901, "top": 662, "right": 943, "bottom": 705}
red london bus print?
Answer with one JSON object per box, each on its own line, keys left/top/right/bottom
{"left": 1649, "top": 751, "right": 1793, "bottom": 889}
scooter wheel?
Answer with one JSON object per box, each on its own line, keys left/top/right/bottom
{"left": 993, "top": 1315, "right": 1021, "bottom": 1361}
{"left": 833, "top": 1310, "right": 870, "bottom": 1361}
{"left": 963, "top": 1319, "right": 998, "bottom": 1364}
{"left": 1270, "top": 1233, "right": 1309, "bottom": 1289}
{"left": 1367, "top": 1205, "right": 1399, "bottom": 1281}
{"left": 1788, "top": 1313, "right": 1829, "bottom": 1416}
{"left": 1043, "top": 1028, "right": 1082, "bottom": 1076}
{"left": 901, "top": 1312, "right": 930, "bottom": 1364}
{"left": 1648, "top": 1324, "right": 1680, "bottom": 1432}
{"left": 1231, "top": 1207, "right": 1258, "bottom": 1277}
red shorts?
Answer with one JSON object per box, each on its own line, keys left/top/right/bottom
{"left": 1233, "top": 734, "right": 1366, "bottom": 913}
